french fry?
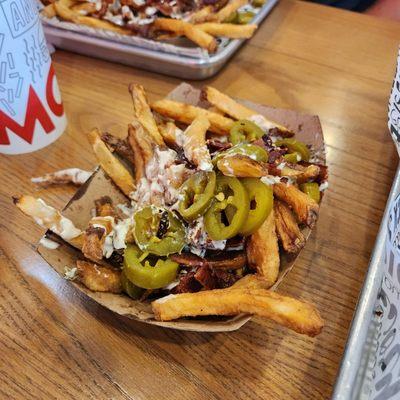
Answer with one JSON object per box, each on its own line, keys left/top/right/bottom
{"left": 189, "top": 5, "right": 213, "bottom": 23}
{"left": 207, "top": 106, "right": 226, "bottom": 115}
{"left": 76, "top": 260, "right": 122, "bottom": 293}
{"left": 157, "top": 121, "right": 182, "bottom": 149}
{"left": 13, "top": 195, "right": 83, "bottom": 247}
{"left": 41, "top": 3, "right": 57, "bottom": 17}
{"left": 273, "top": 183, "right": 319, "bottom": 227}
{"left": 196, "top": 23, "right": 257, "bottom": 39}
{"left": 203, "top": 86, "right": 293, "bottom": 136}
{"left": 128, "top": 84, "right": 164, "bottom": 146}
{"left": 87, "top": 128, "right": 135, "bottom": 196}
{"left": 246, "top": 210, "right": 279, "bottom": 287}
{"left": 274, "top": 200, "right": 305, "bottom": 253}
{"left": 127, "top": 125, "right": 145, "bottom": 182}
{"left": 279, "top": 164, "right": 320, "bottom": 183}
{"left": 217, "top": 154, "right": 268, "bottom": 177}
{"left": 70, "top": 1, "right": 96, "bottom": 14}
{"left": 231, "top": 274, "right": 271, "bottom": 289}
{"left": 127, "top": 121, "right": 155, "bottom": 181}
{"left": 54, "top": 0, "right": 131, "bottom": 35}
{"left": 182, "top": 114, "right": 212, "bottom": 170}
{"left": 151, "top": 99, "right": 234, "bottom": 135}
{"left": 31, "top": 168, "right": 91, "bottom": 187}
{"left": 207, "top": 0, "right": 248, "bottom": 22}
{"left": 101, "top": 133, "right": 135, "bottom": 166}
{"left": 152, "top": 287, "right": 324, "bottom": 336}
{"left": 153, "top": 19, "right": 217, "bottom": 53}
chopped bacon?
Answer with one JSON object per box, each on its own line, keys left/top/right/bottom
{"left": 170, "top": 253, "right": 206, "bottom": 267}
{"left": 225, "top": 236, "right": 245, "bottom": 251}
{"left": 171, "top": 251, "right": 246, "bottom": 270}
{"left": 207, "top": 252, "right": 246, "bottom": 269}
{"left": 269, "top": 127, "right": 294, "bottom": 138}
{"left": 170, "top": 252, "right": 244, "bottom": 293}
{"left": 194, "top": 265, "right": 216, "bottom": 290}
{"left": 207, "top": 138, "right": 232, "bottom": 153}
{"left": 172, "top": 272, "right": 202, "bottom": 294}
{"left": 214, "top": 269, "right": 239, "bottom": 288}
{"left": 101, "top": 133, "right": 136, "bottom": 166}
{"left": 268, "top": 149, "right": 286, "bottom": 164}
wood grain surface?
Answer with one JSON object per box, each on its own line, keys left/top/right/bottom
{"left": 1, "top": 1, "right": 400, "bottom": 398}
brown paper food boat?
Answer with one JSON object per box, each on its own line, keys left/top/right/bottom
{"left": 37, "top": 83, "right": 326, "bottom": 332}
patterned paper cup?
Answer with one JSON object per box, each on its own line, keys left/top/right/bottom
{"left": 0, "top": 0, "right": 66, "bottom": 155}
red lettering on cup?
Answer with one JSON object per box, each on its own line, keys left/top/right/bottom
{"left": 0, "top": 85, "right": 55, "bottom": 145}
{"left": 46, "top": 64, "right": 64, "bottom": 117}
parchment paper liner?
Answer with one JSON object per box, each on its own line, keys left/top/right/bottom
{"left": 37, "top": 83, "right": 326, "bottom": 332}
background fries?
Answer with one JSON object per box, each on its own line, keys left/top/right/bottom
{"left": 152, "top": 287, "right": 324, "bottom": 337}
{"left": 43, "top": 0, "right": 260, "bottom": 52}
{"left": 153, "top": 19, "right": 217, "bottom": 53}
{"left": 54, "top": 0, "right": 131, "bottom": 35}
{"left": 208, "top": 0, "right": 248, "bottom": 22}
{"left": 196, "top": 23, "right": 257, "bottom": 39}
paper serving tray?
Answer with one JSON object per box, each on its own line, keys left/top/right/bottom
{"left": 41, "top": 0, "right": 279, "bottom": 80}
{"left": 37, "top": 83, "right": 326, "bottom": 332}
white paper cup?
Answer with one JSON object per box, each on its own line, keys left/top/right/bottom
{"left": 0, "top": 0, "right": 66, "bottom": 155}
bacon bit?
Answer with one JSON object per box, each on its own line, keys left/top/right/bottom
{"left": 269, "top": 127, "right": 294, "bottom": 138}
{"left": 207, "top": 138, "right": 232, "bottom": 153}
{"left": 170, "top": 251, "right": 246, "bottom": 270}
{"left": 213, "top": 269, "right": 239, "bottom": 288}
{"left": 171, "top": 263, "right": 240, "bottom": 293}
{"left": 172, "top": 272, "right": 202, "bottom": 294}
{"left": 225, "top": 236, "right": 245, "bottom": 251}
{"left": 207, "top": 252, "right": 246, "bottom": 269}
{"left": 101, "top": 133, "right": 135, "bottom": 166}
{"left": 194, "top": 265, "right": 216, "bottom": 289}
{"left": 170, "top": 253, "right": 206, "bottom": 267}
{"left": 268, "top": 149, "right": 286, "bottom": 164}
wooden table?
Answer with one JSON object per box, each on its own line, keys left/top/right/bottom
{"left": 1, "top": 1, "right": 399, "bottom": 398}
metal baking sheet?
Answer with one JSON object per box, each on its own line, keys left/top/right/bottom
{"left": 332, "top": 165, "right": 400, "bottom": 399}
{"left": 42, "top": 0, "right": 279, "bottom": 80}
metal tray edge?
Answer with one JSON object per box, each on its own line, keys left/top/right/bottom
{"left": 332, "top": 165, "right": 400, "bottom": 399}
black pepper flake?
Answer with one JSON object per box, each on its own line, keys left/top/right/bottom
{"left": 157, "top": 211, "right": 169, "bottom": 239}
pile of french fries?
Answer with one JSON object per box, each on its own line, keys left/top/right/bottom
{"left": 40, "top": 0, "right": 259, "bottom": 52}
{"left": 15, "top": 83, "right": 327, "bottom": 337}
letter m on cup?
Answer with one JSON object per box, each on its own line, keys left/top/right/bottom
{"left": 0, "top": 86, "right": 55, "bottom": 145}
